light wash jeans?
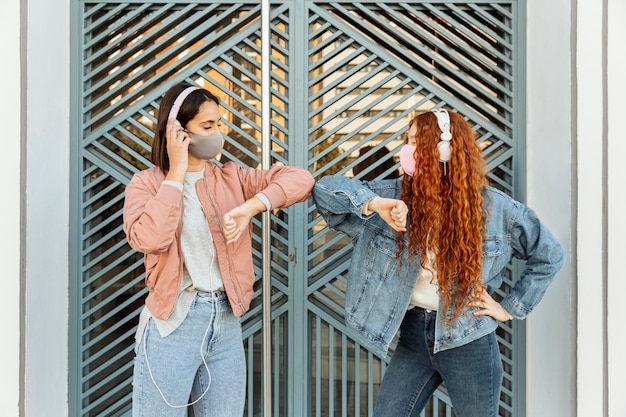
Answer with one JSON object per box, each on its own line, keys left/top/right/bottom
{"left": 132, "top": 291, "right": 245, "bottom": 417}
{"left": 373, "top": 307, "right": 504, "bottom": 417}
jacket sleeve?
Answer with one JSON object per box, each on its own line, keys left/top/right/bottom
{"left": 123, "top": 174, "right": 183, "bottom": 254}
{"left": 236, "top": 163, "right": 315, "bottom": 208}
{"left": 311, "top": 175, "right": 380, "bottom": 239}
{"left": 499, "top": 204, "right": 566, "bottom": 319}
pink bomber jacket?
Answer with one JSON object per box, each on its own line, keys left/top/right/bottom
{"left": 123, "top": 161, "right": 314, "bottom": 319}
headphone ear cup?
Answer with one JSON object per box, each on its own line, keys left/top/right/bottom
{"left": 438, "top": 140, "right": 451, "bottom": 162}
{"left": 431, "top": 108, "right": 452, "bottom": 163}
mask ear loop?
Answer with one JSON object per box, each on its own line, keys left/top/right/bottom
{"left": 143, "top": 248, "right": 217, "bottom": 408}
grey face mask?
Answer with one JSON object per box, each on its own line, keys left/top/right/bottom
{"left": 188, "top": 132, "right": 223, "bottom": 160}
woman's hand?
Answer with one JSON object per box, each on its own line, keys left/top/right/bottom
{"left": 222, "top": 197, "right": 267, "bottom": 244}
{"left": 164, "top": 119, "right": 190, "bottom": 183}
{"left": 471, "top": 288, "right": 513, "bottom": 322}
{"left": 368, "top": 197, "right": 408, "bottom": 232}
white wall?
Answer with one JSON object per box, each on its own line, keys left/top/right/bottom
{"left": 1, "top": 2, "right": 71, "bottom": 415}
{"left": 576, "top": 1, "right": 605, "bottom": 415}
{"left": 576, "top": 1, "right": 626, "bottom": 416}
{"left": 526, "top": 0, "right": 575, "bottom": 416}
{"left": 24, "top": 0, "right": 71, "bottom": 415}
{"left": 0, "top": 0, "right": 24, "bottom": 416}
{"left": 606, "top": 1, "right": 626, "bottom": 415}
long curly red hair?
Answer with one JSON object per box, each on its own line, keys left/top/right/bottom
{"left": 399, "top": 110, "right": 489, "bottom": 320}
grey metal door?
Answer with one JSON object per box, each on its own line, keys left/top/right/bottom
{"left": 70, "top": 1, "right": 524, "bottom": 416}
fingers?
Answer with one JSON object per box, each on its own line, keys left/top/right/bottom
{"left": 390, "top": 200, "right": 408, "bottom": 231}
{"left": 167, "top": 118, "right": 190, "bottom": 144}
{"left": 390, "top": 200, "right": 408, "bottom": 219}
{"left": 470, "top": 289, "right": 510, "bottom": 322}
{"left": 164, "top": 119, "right": 191, "bottom": 176}
{"left": 469, "top": 289, "right": 489, "bottom": 311}
{"left": 223, "top": 213, "right": 249, "bottom": 245}
{"left": 469, "top": 288, "right": 489, "bottom": 307}
{"left": 222, "top": 214, "right": 241, "bottom": 244}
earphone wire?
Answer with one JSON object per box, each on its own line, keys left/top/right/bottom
{"left": 143, "top": 241, "right": 218, "bottom": 408}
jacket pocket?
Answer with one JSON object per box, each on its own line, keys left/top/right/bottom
{"left": 367, "top": 232, "right": 401, "bottom": 280}
{"left": 346, "top": 232, "right": 403, "bottom": 333}
{"left": 481, "top": 238, "right": 504, "bottom": 280}
{"left": 144, "top": 253, "right": 158, "bottom": 289}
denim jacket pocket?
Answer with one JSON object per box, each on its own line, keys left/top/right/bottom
{"left": 480, "top": 238, "right": 505, "bottom": 282}
{"left": 346, "top": 230, "right": 405, "bottom": 341}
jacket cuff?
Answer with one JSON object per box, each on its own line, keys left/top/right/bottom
{"left": 499, "top": 294, "right": 530, "bottom": 320}
{"left": 156, "top": 181, "right": 183, "bottom": 206}
{"left": 258, "top": 183, "right": 287, "bottom": 208}
{"left": 351, "top": 188, "right": 379, "bottom": 217}
{"left": 255, "top": 192, "right": 272, "bottom": 211}
{"left": 162, "top": 180, "right": 183, "bottom": 192}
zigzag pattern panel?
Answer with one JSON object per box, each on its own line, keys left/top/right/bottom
{"left": 74, "top": 2, "right": 522, "bottom": 416}
{"left": 77, "top": 3, "right": 291, "bottom": 416}
{"left": 306, "top": 2, "right": 518, "bottom": 416}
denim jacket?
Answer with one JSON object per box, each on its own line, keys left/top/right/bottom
{"left": 312, "top": 176, "right": 565, "bottom": 356}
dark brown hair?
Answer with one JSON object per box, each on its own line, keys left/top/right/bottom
{"left": 353, "top": 145, "right": 400, "bottom": 181}
{"left": 151, "top": 82, "right": 220, "bottom": 171}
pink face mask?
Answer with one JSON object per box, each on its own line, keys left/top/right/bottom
{"left": 399, "top": 144, "right": 417, "bottom": 176}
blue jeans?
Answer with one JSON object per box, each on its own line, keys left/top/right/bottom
{"left": 373, "top": 307, "right": 503, "bottom": 417}
{"left": 132, "top": 292, "right": 246, "bottom": 417}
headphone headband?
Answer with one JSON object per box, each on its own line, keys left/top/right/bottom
{"left": 168, "top": 86, "right": 200, "bottom": 121}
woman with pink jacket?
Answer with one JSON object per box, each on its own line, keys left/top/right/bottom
{"left": 123, "top": 81, "right": 314, "bottom": 417}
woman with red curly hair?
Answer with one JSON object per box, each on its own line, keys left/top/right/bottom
{"left": 312, "top": 109, "right": 565, "bottom": 417}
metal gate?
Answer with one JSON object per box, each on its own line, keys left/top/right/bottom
{"left": 69, "top": 1, "right": 524, "bottom": 416}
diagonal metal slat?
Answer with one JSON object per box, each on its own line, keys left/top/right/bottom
{"left": 83, "top": 5, "right": 262, "bottom": 131}
{"left": 82, "top": 3, "right": 155, "bottom": 52}
{"left": 317, "top": 2, "right": 514, "bottom": 130}
{"left": 391, "top": 4, "right": 514, "bottom": 82}
{"left": 309, "top": 70, "right": 407, "bottom": 133}
{"left": 83, "top": 3, "right": 201, "bottom": 91}
{"left": 84, "top": 6, "right": 230, "bottom": 113}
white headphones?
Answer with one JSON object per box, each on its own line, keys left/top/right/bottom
{"left": 432, "top": 108, "right": 452, "bottom": 163}
{"left": 167, "top": 86, "right": 200, "bottom": 121}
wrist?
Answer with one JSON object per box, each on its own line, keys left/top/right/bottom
{"left": 367, "top": 197, "right": 380, "bottom": 213}
{"left": 165, "top": 168, "right": 186, "bottom": 184}
{"left": 248, "top": 196, "right": 268, "bottom": 216}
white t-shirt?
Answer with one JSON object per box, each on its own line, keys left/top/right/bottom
{"left": 409, "top": 251, "right": 439, "bottom": 311}
{"left": 136, "top": 170, "right": 224, "bottom": 341}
